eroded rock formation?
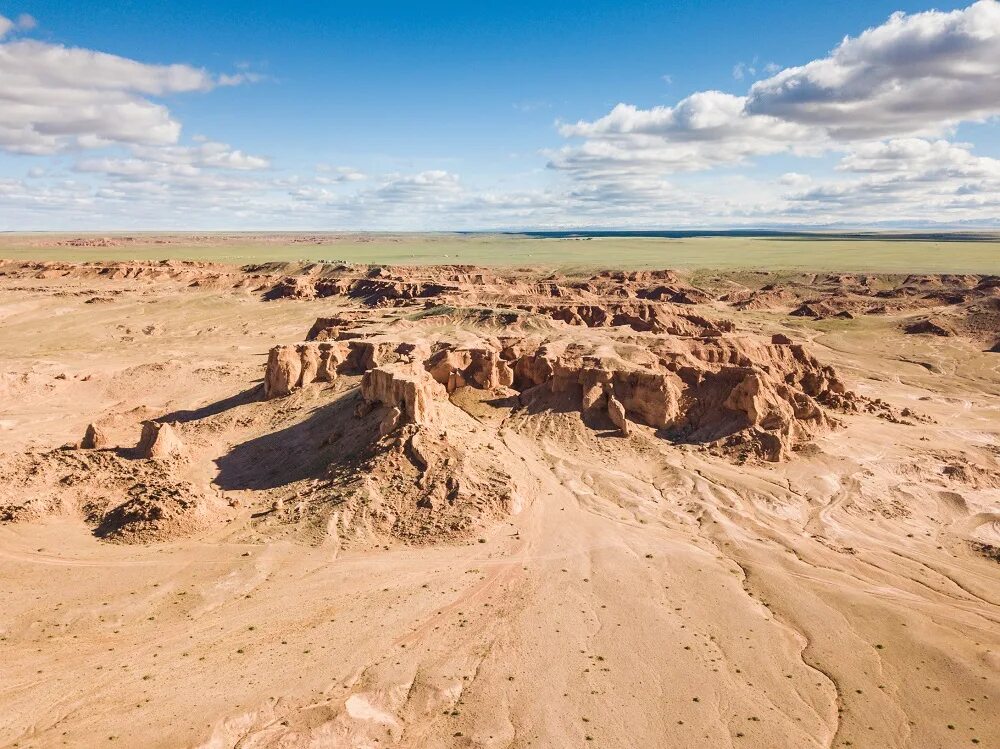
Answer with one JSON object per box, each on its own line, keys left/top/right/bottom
{"left": 0, "top": 259, "right": 936, "bottom": 548}
{"left": 360, "top": 364, "right": 442, "bottom": 427}
{"left": 136, "top": 421, "right": 185, "bottom": 459}
{"left": 80, "top": 423, "right": 108, "bottom": 450}
{"left": 262, "top": 310, "right": 859, "bottom": 461}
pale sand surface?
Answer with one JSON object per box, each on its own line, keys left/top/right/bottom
{"left": 0, "top": 252, "right": 998, "bottom": 749}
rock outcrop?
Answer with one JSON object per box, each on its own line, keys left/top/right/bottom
{"left": 521, "top": 302, "right": 734, "bottom": 336}
{"left": 263, "top": 342, "right": 350, "bottom": 398}
{"left": 607, "top": 393, "right": 630, "bottom": 436}
{"left": 904, "top": 318, "right": 956, "bottom": 336}
{"left": 263, "top": 345, "right": 303, "bottom": 398}
{"left": 360, "top": 364, "right": 442, "bottom": 427}
{"left": 262, "top": 318, "right": 860, "bottom": 461}
{"left": 504, "top": 336, "right": 849, "bottom": 459}
{"left": 263, "top": 271, "right": 460, "bottom": 306}
{"left": 136, "top": 421, "right": 185, "bottom": 459}
{"left": 80, "top": 423, "right": 108, "bottom": 450}
{"left": 424, "top": 347, "right": 515, "bottom": 392}
{"left": 0, "top": 446, "right": 218, "bottom": 543}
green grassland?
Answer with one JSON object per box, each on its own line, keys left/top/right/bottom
{"left": 1, "top": 233, "right": 998, "bottom": 274}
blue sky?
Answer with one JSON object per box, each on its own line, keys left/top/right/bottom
{"left": 0, "top": 0, "right": 998, "bottom": 229}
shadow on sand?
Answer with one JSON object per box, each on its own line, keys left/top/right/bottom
{"left": 214, "top": 388, "right": 377, "bottom": 491}
{"left": 158, "top": 386, "right": 262, "bottom": 423}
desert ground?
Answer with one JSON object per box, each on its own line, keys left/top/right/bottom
{"left": 1, "top": 234, "right": 998, "bottom": 749}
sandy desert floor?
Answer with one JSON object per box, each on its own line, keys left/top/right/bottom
{"left": 0, "top": 251, "right": 998, "bottom": 749}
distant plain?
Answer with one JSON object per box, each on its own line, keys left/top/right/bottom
{"left": 2, "top": 231, "right": 999, "bottom": 273}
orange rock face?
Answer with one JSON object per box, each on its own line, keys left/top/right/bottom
{"left": 360, "top": 364, "right": 443, "bottom": 426}
{"left": 262, "top": 313, "right": 859, "bottom": 461}
{"left": 135, "top": 421, "right": 185, "bottom": 460}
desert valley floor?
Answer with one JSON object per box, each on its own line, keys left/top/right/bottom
{"left": 0, "top": 241, "right": 998, "bottom": 748}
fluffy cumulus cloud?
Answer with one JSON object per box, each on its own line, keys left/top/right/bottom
{"left": 552, "top": 0, "right": 1000, "bottom": 222}
{"left": 0, "top": 26, "right": 251, "bottom": 155}
{"left": 836, "top": 138, "right": 1000, "bottom": 178}
{"left": 782, "top": 138, "right": 1000, "bottom": 221}
{"left": 553, "top": 92, "right": 821, "bottom": 176}
{"left": 746, "top": 1, "right": 1000, "bottom": 139}
{"left": 565, "top": 1, "right": 1000, "bottom": 158}
{"left": 0, "top": 14, "right": 282, "bottom": 226}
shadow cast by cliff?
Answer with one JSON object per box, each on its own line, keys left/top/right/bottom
{"left": 214, "top": 388, "right": 377, "bottom": 491}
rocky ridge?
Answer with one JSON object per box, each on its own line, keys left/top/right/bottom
{"left": 0, "top": 260, "right": 958, "bottom": 547}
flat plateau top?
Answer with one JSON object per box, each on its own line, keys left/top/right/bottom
{"left": 1, "top": 231, "right": 998, "bottom": 274}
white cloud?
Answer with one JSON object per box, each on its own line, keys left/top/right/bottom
{"left": 315, "top": 165, "right": 367, "bottom": 183}
{"left": 218, "top": 72, "right": 265, "bottom": 86}
{"left": 73, "top": 164, "right": 266, "bottom": 199}
{"left": 513, "top": 100, "right": 551, "bottom": 113}
{"left": 554, "top": 1, "right": 1000, "bottom": 185}
{"left": 551, "top": 92, "right": 821, "bottom": 181}
{"left": 0, "top": 12, "right": 35, "bottom": 39}
{"left": 732, "top": 58, "right": 778, "bottom": 81}
{"left": 783, "top": 139, "right": 1000, "bottom": 221}
{"left": 369, "top": 170, "right": 463, "bottom": 203}
{"left": 779, "top": 172, "right": 813, "bottom": 187}
{"left": 746, "top": 0, "right": 1000, "bottom": 139}
{"left": 0, "top": 37, "right": 253, "bottom": 154}
{"left": 75, "top": 158, "right": 200, "bottom": 180}
{"left": 130, "top": 142, "right": 270, "bottom": 170}
{"left": 837, "top": 138, "right": 1000, "bottom": 178}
